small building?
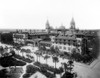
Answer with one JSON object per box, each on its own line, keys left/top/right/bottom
{"left": 29, "top": 71, "right": 47, "bottom": 78}
{"left": 39, "top": 41, "right": 52, "bottom": 49}
{"left": 26, "top": 38, "right": 42, "bottom": 47}
{"left": 13, "top": 32, "right": 28, "bottom": 44}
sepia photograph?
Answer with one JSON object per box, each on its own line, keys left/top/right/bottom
{"left": 0, "top": 0, "right": 100, "bottom": 78}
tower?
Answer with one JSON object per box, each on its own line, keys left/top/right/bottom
{"left": 46, "top": 20, "right": 50, "bottom": 33}
{"left": 70, "top": 18, "right": 75, "bottom": 29}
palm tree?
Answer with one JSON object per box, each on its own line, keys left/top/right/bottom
{"left": 44, "top": 55, "right": 50, "bottom": 64}
{"left": 26, "top": 49, "right": 31, "bottom": 54}
{"left": 10, "top": 50, "right": 15, "bottom": 57}
{"left": 4, "top": 46, "right": 8, "bottom": 52}
{"left": 50, "top": 46, "right": 59, "bottom": 56}
{"left": 52, "top": 56, "right": 59, "bottom": 69}
{"left": 50, "top": 46, "right": 55, "bottom": 54}
{"left": 55, "top": 46, "right": 60, "bottom": 55}
{"left": 38, "top": 51, "right": 42, "bottom": 62}
{"left": 61, "top": 71, "right": 74, "bottom": 78}
{"left": 67, "top": 60, "right": 74, "bottom": 73}
{"left": 21, "top": 49, "right": 26, "bottom": 57}
{"left": 71, "top": 48, "right": 77, "bottom": 60}
{"left": 15, "top": 46, "right": 21, "bottom": 55}
{"left": 0, "top": 46, "right": 4, "bottom": 56}
{"left": 34, "top": 51, "right": 42, "bottom": 62}
{"left": 34, "top": 51, "right": 39, "bottom": 62}
{"left": 61, "top": 62, "right": 68, "bottom": 72}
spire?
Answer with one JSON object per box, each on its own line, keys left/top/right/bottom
{"left": 45, "top": 19, "right": 51, "bottom": 33}
{"left": 46, "top": 19, "right": 50, "bottom": 29}
{"left": 70, "top": 17, "right": 75, "bottom": 29}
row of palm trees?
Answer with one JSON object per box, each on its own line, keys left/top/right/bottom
{"left": 34, "top": 46, "right": 74, "bottom": 73}
{"left": 34, "top": 46, "right": 60, "bottom": 68}
{"left": 13, "top": 44, "right": 75, "bottom": 75}
{"left": 0, "top": 43, "right": 76, "bottom": 77}
{"left": 4, "top": 44, "right": 74, "bottom": 73}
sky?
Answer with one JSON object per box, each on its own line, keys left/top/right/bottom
{"left": 0, "top": 0, "right": 100, "bottom": 29}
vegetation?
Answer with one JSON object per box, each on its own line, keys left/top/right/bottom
{"left": 61, "top": 71, "right": 77, "bottom": 78}
{"left": 34, "top": 51, "right": 42, "bottom": 62}
{"left": 34, "top": 62, "right": 63, "bottom": 74}
{"left": 0, "top": 46, "right": 4, "bottom": 56}
{"left": 23, "top": 65, "right": 39, "bottom": 78}
{"left": 52, "top": 56, "right": 59, "bottom": 69}
{"left": 1, "top": 32, "right": 13, "bottom": 45}
{"left": 23, "top": 64, "right": 55, "bottom": 78}
{"left": 0, "top": 69, "right": 10, "bottom": 78}
{"left": 71, "top": 48, "right": 94, "bottom": 64}
{"left": 0, "top": 55, "right": 26, "bottom": 67}
{"left": 61, "top": 60, "right": 77, "bottom": 78}
{"left": 44, "top": 55, "right": 50, "bottom": 64}
{"left": 14, "top": 54, "right": 33, "bottom": 63}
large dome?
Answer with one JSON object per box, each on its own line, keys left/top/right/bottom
{"left": 59, "top": 26, "right": 66, "bottom": 29}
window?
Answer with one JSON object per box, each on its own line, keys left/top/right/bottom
{"left": 59, "top": 46, "right": 62, "bottom": 49}
{"left": 68, "top": 41, "right": 70, "bottom": 45}
{"left": 64, "top": 42, "right": 66, "bottom": 45}
{"left": 68, "top": 47, "right": 70, "bottom": 51}
{"left": 64, "top": 47, "right": 66, "bottom": 50}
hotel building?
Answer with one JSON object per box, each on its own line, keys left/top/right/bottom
{"left": 12, "top": 18, "right": 96, "bottom": 54}
{"left": 52, "top": 18, "right": 82, "bottom": 53}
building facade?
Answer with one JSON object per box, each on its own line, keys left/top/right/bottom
{"left": 12, "top": 18, "right": 96, "bottom": 54}
{"left": 52, "top": 18, "right": 82, "bottom": 53}
{"left": 13, "top": 32, "right": 28, "bottom": 44}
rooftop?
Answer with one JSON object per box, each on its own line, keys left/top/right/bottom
{"left": 40, "top": 41, "right": 52, "bottom": 44}
{"left": 55, "top": 36, "right": 76, "bottom": 40}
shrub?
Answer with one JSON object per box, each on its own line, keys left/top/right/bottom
{"left": 0, "top": 55, "right": 26, "bottom": 67}
{"left": 26, "top": 65, "right": 37, "bottom": 74}
{"left": 34, "top": 62, "right": 63, "bottom": 74}
{"left": 14, "top": 54, "right": 33, "bottom": 63}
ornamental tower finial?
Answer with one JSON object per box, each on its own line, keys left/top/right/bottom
{"left": 70, "top": 17, "right": 75, "bottom": 29}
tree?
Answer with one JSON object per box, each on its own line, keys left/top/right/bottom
{"left": 0, "top": 46, "right": 4, "bottom": 56}
{"left": 38, "top": 51, "right": 42, "bottom": 62}
{"left": 67, "top": 60, "right": 74, "bottom": 73}
{"left": 50, "top": 46, "right": 55, "bottom": 54}
{"left": 34, "top": 51, "right": 42, "bottom": 62}
{"left": 44, "top": 55, "right": 50, "bottom": 64}
{"left": 26, "top": 65, "right": 36, "bottom": 74}
{"left": 26, "top": 49, "right": 31, "bottom": 55}
{"left": 52, "top": 56, "right": 59, "bottom": 69}
{"left": 71, "top": 48, "right": 77, "bottom": 60}
{"left": 61, "top": 71, "right": 74, "bottom": 78}
{"left": 15, "top": 45, "right": 21, "bottom": 55}
{"left": 3, "top": 53, "right": 10, "bottom": 57}
{"left": 1, "top": 33, "right": 13, "bottom": 44}
{"left": 61, "top": 62, "right": 68, "bottom": 72}
{"left": 34, "top": 51, "right": 39, "bottom": 62}
{"left": 0, "top": 69, "right": 10, "bottom": 78}
{"left": 10, "top": 50, "right": 15, "bottom": 57}
{"left": 21, "top": 49, "right": 26, "bottom": 57}
{"left": 71, "top": 48, "right": 83, "bottom": 62}
{"left": 0, "top": 55, "right": 26, "bottom": 68}
{"left": 54, "top": 46, "right": 60, "bottom": 56}
{"left": 50, "top": 46, "right": 59, "bottom": 56}
{"left": 4, "top": 46, "right": 8, "bottom": 51}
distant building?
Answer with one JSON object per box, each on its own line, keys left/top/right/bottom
{"left": 12, "top": 18, "right": 96, "bottom": 54}
{"left": 13, "top": 32, "right": 28, "bottom": 44}
{"left": 52, "top": 18, "right": 82, "bottom": 53}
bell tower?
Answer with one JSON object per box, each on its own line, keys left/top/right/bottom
{"left": 70, "top": 18, "right": 75, "bottom": 29}
{"left": 46, "top": 20, "right": 50, "bottom": 33}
